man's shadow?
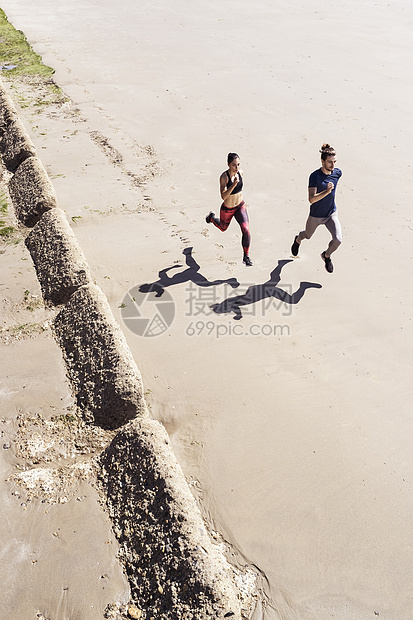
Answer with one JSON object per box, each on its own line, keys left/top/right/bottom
{"left": 139, "top": 247, "right": 240, "bottom": 297}
{"left": 211, "top": 259, "right": 322, "bottom": 320}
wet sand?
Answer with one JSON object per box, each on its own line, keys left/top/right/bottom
{"left": 1, "top": 0, "right": 413, "bottom": 618}
{"left": 0, "top": 168, "right": 129, "bottom": 617}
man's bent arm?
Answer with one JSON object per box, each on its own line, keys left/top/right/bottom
{"left": 308, "top": 184, "right": 333, "bottom": 204}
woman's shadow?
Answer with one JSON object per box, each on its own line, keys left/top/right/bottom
{"left": 211, "top": 259, "right": 322, "bottom": 320}
{"left": 139, "top": 247, "right": 240, "bottom": 297}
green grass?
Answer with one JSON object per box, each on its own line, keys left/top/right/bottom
{"left": 0, "top": 223, "right": 15, "bottom": 238}
{"left": 0, "top": 191, "right": 20, "bottom": 243}
{"left": 0, "top": 8, "right": 54, "bottom": 78}
{"left": 12, "top": 322, "right": 47, "bottom": 334}
{"left": 0, "top": 9, "right": 68, "bottom": 106}
{"left": 54, "top": 413, "right": 79, "bottom": 427}
{"left": 23, "top": 289, "right": 42, "bottom": 312}
{"left": 0, "top": 192, "right": 8, "bottom": 213}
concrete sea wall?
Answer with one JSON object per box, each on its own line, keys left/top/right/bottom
{"left": 0, "top": 77, "right": 249, "bottom": 619}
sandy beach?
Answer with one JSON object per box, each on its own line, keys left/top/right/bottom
{"left": 1, "top": 0, "right": 413, "bottom": 618}
{"left": 0, "top": 166, "right": 130, "bottom": 617}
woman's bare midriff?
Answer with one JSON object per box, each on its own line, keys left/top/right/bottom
{"left": 223, "top": 192, "right": 244, "bottom": 208}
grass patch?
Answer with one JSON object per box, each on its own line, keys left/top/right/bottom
{"left": 12, "top": 322, "right": 48, "bottom": 336}
{"left": 0, "top": 192, "right": 8, "bottom": 213}
{"left": 53, "top": 413, "right": 79, "bottom": 427}
{"left": 0, "top": 223, "right": 15, "bottom": 238}
{"left": 0, "top": 9, "right": 68, "bottom": 106}
{"left": 0, "top": 8, "right": 54, "bottom": 78}
{"left": 23, "top": 289, "right": 42, "bottom": 312}
{"left": 0, "top": 190, "right": 20, "bottom": 244}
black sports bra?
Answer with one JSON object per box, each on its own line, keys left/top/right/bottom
{"left": 227, "top": 171, "right": 243, "bottom": 195}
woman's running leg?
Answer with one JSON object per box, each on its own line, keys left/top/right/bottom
{"left": 234, "top": 202, "right": 251, "bottom": 255}
{"left": 209, "top": 204, "right": 236, "bottom": 231}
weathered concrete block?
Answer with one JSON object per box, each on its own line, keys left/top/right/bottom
{"left": 8, "top": 156, "right": 57, "bottom": 227}
{"left": 0, "top": 82, "right": 19, "bottom": 137}
{"left": 0, "top": 115, "right": 36, "bottom": 172}
{"left": 53, "top": 283, "right": 148, "bottom": 429}
{"left": 0, "top": 81, "right": 35, "bottom": 170}
{"left": 99, "top": 417, "right": 245, "bottom": 619}
{"left": 25, "top": 208, "right": 92, "bottom": 305}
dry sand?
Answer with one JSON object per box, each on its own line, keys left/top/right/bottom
{"left": 1, "top": 0, "right": 413, "bottom": 618}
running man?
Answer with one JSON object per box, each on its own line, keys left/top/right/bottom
{"left": 206, "top": 152, "right": 252, "bottom": 266}
{"left": 291, "top": 143, "right": 342, "bottom": 273}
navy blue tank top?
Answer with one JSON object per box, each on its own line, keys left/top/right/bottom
{"left": 227, "top": 171, "right": 243, "bottom": 195}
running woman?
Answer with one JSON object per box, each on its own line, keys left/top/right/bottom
{"left": 206, "top": 153, "right": 252, "bottom": 266}
{"left": 291, "top": 143, "right": 342, "bottom": 273}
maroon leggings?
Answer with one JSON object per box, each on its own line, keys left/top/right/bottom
{"left": 211, "top": 201, "right": 251, "bottom": 255}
